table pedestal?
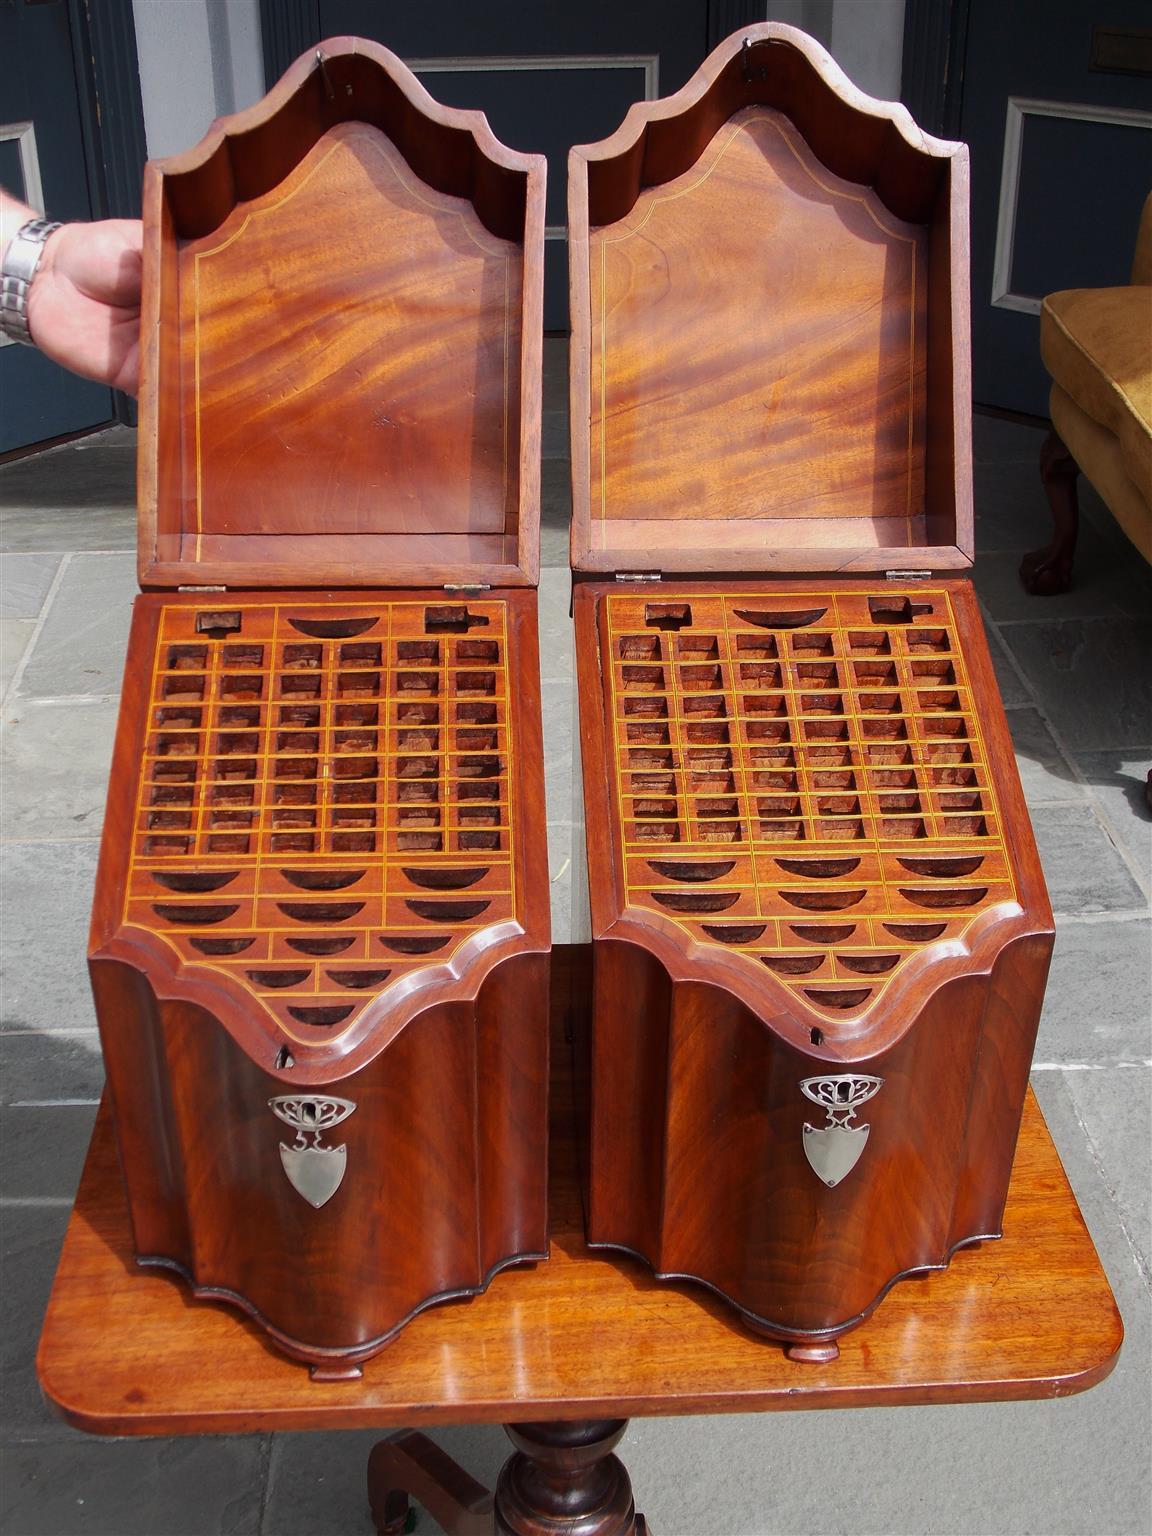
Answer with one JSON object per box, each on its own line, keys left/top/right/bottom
{"left": 369, "top": 1421, "right": 648, "bottom": 1535}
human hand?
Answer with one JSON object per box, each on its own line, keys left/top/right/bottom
{"left": 2, "top": 192, "right": 143, "bottom": 394}
{"left": 29, "top": 219, "right": 144, "bottom": 395}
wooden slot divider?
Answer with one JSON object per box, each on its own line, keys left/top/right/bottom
{"left": 600, "top": 586, "right": 1015, "bottom": 1028}
{"left": 122, "top": 597, "right": 520, "bottom": 1038}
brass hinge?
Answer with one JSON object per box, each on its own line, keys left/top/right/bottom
{"left": 443, "top": 583, "right": 491, "bottom": 593}
{"left": 178, "top": 584, "right": 227, "bottom": 592}
{"left": 614, "top": 571, "right": 662, "bottom": 583}
{"left": 884, "top": 570, "right": 932, "bottom": 581}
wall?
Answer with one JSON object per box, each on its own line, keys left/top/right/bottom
{"left": 131, "top": 0, "right": 264, "bottom": 158}
{"left": 767, "top": 0, "right": 905, "bottom": 100}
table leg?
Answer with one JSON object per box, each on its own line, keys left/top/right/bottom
{"left": 1020, "top": 429, "right": 1080, "bottom": 595}
{"left": 367, "top": 1420, "right": 650, "bottom": 1536}
{"left": 367, "top": 1430, "right": 495, "bottom": 1535}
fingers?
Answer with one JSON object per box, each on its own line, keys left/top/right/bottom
{"left": 42, "top": 219, "right": 144, "bottom": 309}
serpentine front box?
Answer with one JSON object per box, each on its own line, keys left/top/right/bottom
{"left": 569, "top": 24, "right": 1054, "bottom": 1358}
{"left": 88, "top": 39, "right": 550, "bottom": 1376}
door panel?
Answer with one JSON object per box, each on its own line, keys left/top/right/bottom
{"left": 317, "top": 1, "right": 713, "bottom": 328}
{"left": 0, "top": 0, "right": 114, "bottom": 452}
{"left": 960, "top": 0, "right": 1152, "bottom": 414}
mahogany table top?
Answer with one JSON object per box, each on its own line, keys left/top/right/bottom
{"left": 37, "top": 947, "right": 1122, "bottom": 1438}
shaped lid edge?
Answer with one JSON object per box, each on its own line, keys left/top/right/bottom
{"left": 568, "top": 23, "right": 973, "bottom": 580}
{"left": 137, "top": 37, "right": 545, "bottom": 591}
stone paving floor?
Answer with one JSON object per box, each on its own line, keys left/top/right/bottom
{"left": 1, "top": 344, "right": 1149, "bottom": 1534}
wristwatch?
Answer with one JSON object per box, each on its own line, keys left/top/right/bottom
{"left": 0, "top": 217, "right": 63, "bottom": 346}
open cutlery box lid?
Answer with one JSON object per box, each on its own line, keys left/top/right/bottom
{"left": 137, "top": 36, "right": 544, "bottom": 592}
{"left": 568, "top": 22, "right": 972, "bottom": 580}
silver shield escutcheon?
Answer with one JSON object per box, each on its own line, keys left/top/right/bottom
{"left": 269, "top": 1094, "right": 356, "bottom": 1208}
{"left": 799, "top": 1074, "right": 883, "bottom": 1188}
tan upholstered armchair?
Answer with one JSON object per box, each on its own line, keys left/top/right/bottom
{"left": 1020, "top": 190, "right": 1152, "bottom": 595}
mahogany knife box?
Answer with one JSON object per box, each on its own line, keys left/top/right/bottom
{"left": 88, "top": 40, "right": 551, "bottom": 1375}
{"left": 569, "top": 25, "right": 1054, "bottom": 1356}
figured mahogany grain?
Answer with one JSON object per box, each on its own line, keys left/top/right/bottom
{"left": 38, "top": 950, "right": 1121, "bottom": 1437}
{"left": 568, "top": 25, "right": 1049, "bottom": 1354}
{"left": 90, "top": 42, "right": 551, "bottom": 1374}
{"left": 574, "top": 573, "right": 1053, "bottom": 1343}
{"left": 569, "top": 24, "right": 972, "bottom": 575}
{"left": 138, "top": 38, "right": 545, "bottom": 590}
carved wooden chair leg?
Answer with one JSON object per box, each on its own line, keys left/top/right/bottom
{"left": 494, "top": 1420, "right": 648, "bottom": 1535}
{"left": 1020, "top": 429, "right": 1081, "bottom": 595}
{"left": 367, "top": 1430, "right": 495, "bottom": 1536}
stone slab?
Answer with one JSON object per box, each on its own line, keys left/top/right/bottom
{"left": 0, "top": 1437, "right": 267, "bottom": 1536}
{"left": 71, "top": 425, "right": 136, "bottom": 449}
{"left": 541, "top": 679, "right": 573, "bottom": 825}
{"left": 0, "top": 698, "right": 117, "bottom": 841}
{"left": 983, "top": 618, "right": 1031, "bottom": 709}
{"left": 1061, "top": 1064, "right": 1152, "bottom": 1281}
{"left": 0, "top": 1207, "right": 76, "bottom": 1440}
{"left": 0, "top": 553, "right": 61, "bottom": 620}
{"left": 1074, "top": 748, "right": 1152, "bottom": 895}
{"left": 0, "top": 1031, "right": 105, "bottom": 1105}
{"left": 0, "top": 841, "right": 100, "bottom": 1034}
{"left": 1030, "top": 803, "right": 1147, "bottom": 915}
{"left": 973, "top": 457, "right": 1056, "bottom": 555}
{"left": 1006, "top": 707, "right": 1086, "bottom": 805}
{"left": 0, "top": 1104, "right": 98, "bottom": 1201}
{"left": 16, "top": 554, "right": 136, "bottom": 699}
{"left": 1001, "top": 620, "right": 1152, "bottom": 754}
{"left": 537, "top": 567, "right": 574, "bottom": 683}
{"left": 540, "top": 456, "right": 571, "bottom": 568}
{"left": 0, "top": 449, "right": 136, "bottom": 553}
{"left": 0, "top": 620, "right": 34, "bottom": 698}
{"left": 542, "top": 337, "right": 567, "bottom": 413}
{"left": 1035, "top": 918, "right": 1152, "bottom": 1066}
{"left": 547, "top": 821, "right": 573, "bottom": 944}
{"left": 542, "top": 410, "right": 570, "bottom": 461}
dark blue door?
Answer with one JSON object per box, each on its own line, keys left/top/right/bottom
{"left": 0, "top": 0, "right": 115, "bottom": 452}
{"left": 960, "top": 0, "right": 1152, "bottom": 413}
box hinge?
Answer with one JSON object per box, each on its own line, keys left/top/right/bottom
{"left": 614, "top": 571, "right": 662, "bottom": 583}
{"left": 443, "top": 583, "right": 491, "bottom": 594}
{"left": 884, "top": 570, "right": 932, "bottom": 582}
{"left": 177, "top": 584, "right": 227, "bottom": 592}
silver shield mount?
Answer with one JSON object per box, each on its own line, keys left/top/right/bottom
{"left": 269, "top": 1094, "right": 356, "bottom": 1208}
{"left": 799, "top": 1074, "right": 884, "bottom": 1188}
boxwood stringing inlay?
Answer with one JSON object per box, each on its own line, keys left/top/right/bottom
{"left": 123, "top": 598, "right": 519, "bottom": 1042}
{"left": 602, "top": 586, "right": 1019, "bottom": 1025}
